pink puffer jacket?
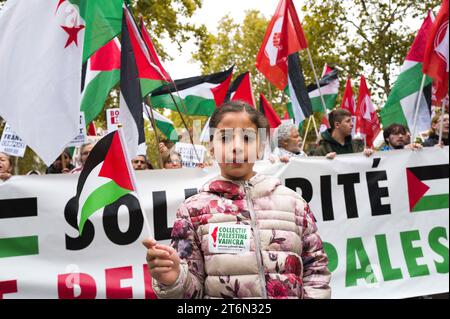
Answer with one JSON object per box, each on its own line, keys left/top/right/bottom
{"left": 152, "top": 174, "right": 331, "bottom": 299}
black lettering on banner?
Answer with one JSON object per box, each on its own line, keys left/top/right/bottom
{"left": 103, "top": 194, "right": 143, "bottom": 245}
{"left": 320, "top": 176, "right": 334, "bottom": 221}
{"left": 153, "top": 191, "right": 172, "bottom": 241}
{"left": 184, "top": 188, "right": 198, "bottom": 200}
{"left": 366, "top": 171, "right": 391, "bottom": 216}
{"left": 0, "top": 198, "right": 37, "bottom": 219}
{"left": 65, "top": 196, "right": 95, "bottom": 251}
{"left": 337, "top": 173, "right": 360, "bottom": 219}
{"left": 285, "top": 178, "right": 313, "bottom": 203}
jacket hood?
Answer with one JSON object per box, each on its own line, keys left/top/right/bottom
{"left": 321, "top": 128, "right": 352, "bottom": 146}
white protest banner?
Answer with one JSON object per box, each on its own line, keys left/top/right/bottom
{"left": 106, "top": 108, "right": 120, "bottom": 133}
{"left": 0, "top": 147, "right": 448, "bottom": 299}
{"left": 175, "top": 142, "right": 207, "bottom": 168}
{"left": 67, "top": 112, "right": 87, "bottom": 148}
{"left": 0, "top": 124, "right": 27, "bottom": 157}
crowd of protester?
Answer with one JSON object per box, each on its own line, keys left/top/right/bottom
{"left": 0, "top": 105, "right": 448, "bottom": 183}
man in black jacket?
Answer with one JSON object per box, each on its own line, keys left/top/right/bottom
{"left": 313, "top": 109, "right": 373, "bottom": 159}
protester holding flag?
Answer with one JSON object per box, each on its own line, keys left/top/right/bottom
{"left": 45, "top": 148, "right": 75, "bottom": 174}
{"left": 423, "top": 113, "right": 449, "bottom": 147}
{"left": 0, "top": 152, "right": 13, "bottom": 182}
{"left": 271, "top": 122, "right": 306, "bottom": 163}
{"left": 313, "top": 109, "right": 374, "bottom": 159}
{"left": 144, "top": 100, "right": 331, "bottom": 299}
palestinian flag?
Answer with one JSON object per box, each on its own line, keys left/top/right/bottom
{"left": 407, "top": 164, "right": 449, "bottom": 213}
{"left": 144, "top": 106, "right": 178, "bottom": 142}
{"left": 381, "top": 12, "right": 434, "bottom": 133}
{"left": 139, "top": 17, "right": 172, "bottom": 97}
{"left": 150, "top": 67, "right": 234, "bottom": 116}
{"left": 81, "top": 38, "right": 121, "bottom": 124}
{"left": 307, "top": 65, "right": 339, "bottom": 113}
{"left": 126, "top": 11, "right": 170, "bottom": 98}
{"left": 285, "top": 53, "right": 313, "bottom": 127}
{"left": 226, "top": 72, "right": 256, "bottom": 107}
{"left": 75, "top": 0, "right": 124, "bottom": 63}
{"left": 119, "top": 7, "right": 146, "bottom": 159}
{"left": 260, "top": 93, "right": 282, "bottom": 128}
{"left": 75, "top": 130, "right": 137, "bottom": 234}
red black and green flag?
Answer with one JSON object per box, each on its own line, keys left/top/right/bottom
{"left": 126, "top": 10, "right": 170, "bottom": 98}
{"left": 407, "top": 164, "right": 449, "bottom": 213}
{"left": 225, "top": 72, "right": 256, "bottom": 108}
{"left": 150, "top": 67, "right": 234, "bottom": 116}
{"left": 75, "top": 130, "right": 138, "bottom": 235}
{"left": 119, "top": 7, "right": 146, "bottom": 158}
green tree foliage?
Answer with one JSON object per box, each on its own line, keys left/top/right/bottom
{"left": 193, "top": 0, "right": 441, "bottom": 108}
{"left": 192, "top": 11, "right": 290, "bottom": 115}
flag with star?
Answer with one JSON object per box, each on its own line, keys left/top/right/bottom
{"left": 69, "top": 0, "right": 124, "bottom": 63}
{"left": 0, "top": 0, "right": 85, "bottom": 165}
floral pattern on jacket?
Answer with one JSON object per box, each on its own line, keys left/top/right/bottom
{"left": 152, "top": 174, "right": 331, "bottom": 299}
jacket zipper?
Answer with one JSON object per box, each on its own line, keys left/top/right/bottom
{"left": 244, "top": 181, "right": 268, "bottom": 299}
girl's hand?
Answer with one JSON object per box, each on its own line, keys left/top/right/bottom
{"left": 143, "top": 238, "right": 181, "bottom": 286}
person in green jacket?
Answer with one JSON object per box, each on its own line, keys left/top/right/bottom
{"left": 313, "top": 109, "right": 374, "bottom": 159}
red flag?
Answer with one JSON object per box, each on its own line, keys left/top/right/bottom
{"left": 356, "top": 76, "right": 381, "bottom": 148}
{"left": 341, "top": 78, "right": 356, "bottom": 115}
{"left": 260, "top": 93, "right": 282, "bottom": 128}
{"left": 88, "top": 122, "right": 97, "bottom": 136}
{"left": 319, "top": 114, "right": 330, "bottom": 133}
{"left": 423, "top": 0, "right": 449, "bottom": 104}
{"left": 255, "top": 0, "right": 308, "bottom": 90}
{"left": 229, "top": 72, "right": 256, "bottom": 107}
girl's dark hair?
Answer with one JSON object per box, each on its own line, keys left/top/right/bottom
{"left": 209, "top": 101, "right": 269, "bottom": 140}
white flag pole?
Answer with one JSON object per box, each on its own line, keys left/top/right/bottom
{"left": 306, "top": 48, "right": 328, "bottom": 115}
{"left": 438, "top": 98, "right": 447, "bottom": 145}
{"left": 301, "top": 116, "right": 312, "bottom": 153}
{"left": 118, "top": 125, "right": 154, "bottom": 239}
{"left": 411, "top": 74, "right": 427, "bottom": 141}
{"left": 310, "top": 115, "right": 319, "bottom": 139}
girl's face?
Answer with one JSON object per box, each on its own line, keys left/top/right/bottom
{"left": 0, "top": 152, "right": 12, "bottom": 174}
{"left": 212, "top": 112, "right": 262, "bottom": 181}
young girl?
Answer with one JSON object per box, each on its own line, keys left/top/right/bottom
{"left": 143, "top": 101, "right": 331, "bottom": 299}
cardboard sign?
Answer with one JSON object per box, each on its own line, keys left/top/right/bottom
{"left": 175, "top": 142, "right": 206, "bottom": 168}
{"left": 106, "top": 108, "right": 120, "bottom": 133}
{"left": 67, "top": 112, "right": 87, "bottom": 147}
{"left": 0, "top": 123, "right": 26, "bottom": 157}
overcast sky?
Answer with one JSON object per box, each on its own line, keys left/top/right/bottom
{"left": 162, "top": 0, "right": 424, "bottom": 81}
{"left": 162, "top": 0, "right": 282, "bottom": 79}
